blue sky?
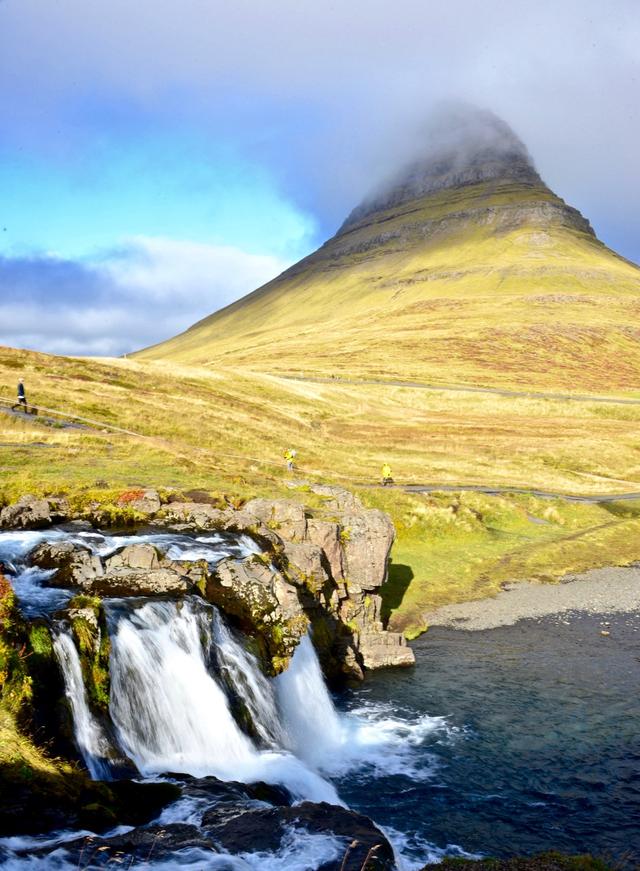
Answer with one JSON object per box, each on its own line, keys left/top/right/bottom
{"left": 0, "top": 0, "right": 638, "bottom": 355}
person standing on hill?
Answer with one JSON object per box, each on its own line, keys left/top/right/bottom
{"left": 284, "top": 448, "right": 297, "bottom": 472}
{"left": 381, "top": 463, "right": 393, "bottom": 486}
{"left": 12, "top": 379, "right": 27, "bottom": 412}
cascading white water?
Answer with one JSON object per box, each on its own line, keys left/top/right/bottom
{"left": 277, "top": 634, "right": 449, "bottom": 781}
{"left": 108, "top": 599, "right": 255, "bottom": 776}
{"left": 211, "top": 608, "right": 285, "bottom": 749}
{"left": 107, "top": 597, "right": 339, "bottom": 803}
{"left": 52, "top": 629, "right": 114, "bottom": 780}
{"left": 275, "top": 634, "right": 345, "bottom": 766}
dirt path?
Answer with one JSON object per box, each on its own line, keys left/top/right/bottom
{"left": 398, "top": 483, "right": 640, "bottom": 503}
{"left": 280, "top": 374, "right": 640, "bottom": 406}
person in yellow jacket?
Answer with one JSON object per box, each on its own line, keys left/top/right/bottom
{"left": 381, "top": 463, "right": 393, "bottom": 486}
{"left": 284, "top": 448, "right": 297, "bottom": 472}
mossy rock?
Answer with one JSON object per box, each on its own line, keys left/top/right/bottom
{"left": 69, "top": 601, "right": 111, "bottom": 714}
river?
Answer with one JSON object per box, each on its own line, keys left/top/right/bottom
{"left": 1, "top": 529, "right": 638, "bottom": 868}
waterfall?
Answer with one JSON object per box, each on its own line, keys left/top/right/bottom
{"left": 275, "top": 634, "right": 345, "bottom": 767}
{"left": 108, "top": 598, "right": 254, "bottom": 777}
{"left": 106, "top": 597, "right": 340, "bottom": 803}
{"left": 211, "top": 608, "right": 285, "bottom": 749}
{"left": 52, "top": 629, "right": 114, "bottom": 780}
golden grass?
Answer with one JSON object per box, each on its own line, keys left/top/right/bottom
{"left": 136, "top": 180, "right": 640, "bottom": 394}
{"left": 2, "top": 345, "right": 640, "bottom": 637}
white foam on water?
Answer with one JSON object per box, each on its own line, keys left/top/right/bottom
{"left": 237, "top": 827, "right": 346, "bottom": 871}
{"left": 384, "top": 825, "right": 481, "bottom": 870}
{"left": 276, "top": 635, "right": 450, "bottom": 781}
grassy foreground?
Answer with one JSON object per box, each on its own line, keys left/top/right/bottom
{"left": 2, "top": 345, "right": 640, "bottom": 637}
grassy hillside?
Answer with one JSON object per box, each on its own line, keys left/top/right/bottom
{"left": 3, "top": 346, "right": 640, "bottom": 636}
{"left": 136, "top": 179, "right": 640, "bottom": 393}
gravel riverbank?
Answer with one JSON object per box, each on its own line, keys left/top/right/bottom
{"left": 425, "top": 565, "right": 640, "bottom": 630}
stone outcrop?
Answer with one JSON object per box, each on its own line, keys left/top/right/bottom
{"left": 0, "top": 495, "right": 68, "bottom": 530}
{"left": 203, "top": 485, "right": 414, "bottom": 677}
{"left": 49, "top": 777, "right": 395, "bottom": 870}
{"left": 206, "top": 554, "right": 309, "bottom": 671}
{"left": 29, "top": 540, "right": 103, "bottom": 587}
{"left": 29, "top": 541, "right": 208, "bottom": 598}
{"left": 23, "top": 483, "right": 414, "bottom": 678}
{"left": 202, "top": 800, "right": 395, "bottom": 871}
{"left": 118, "top": 488, "right": 161, "bottom": 514}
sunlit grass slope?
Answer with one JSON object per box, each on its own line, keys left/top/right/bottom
{"left": 137, "top": 179, "right": 640, "bottom": 393}
{"left": 3, "top": 346, "right": 640, "bottom": 635}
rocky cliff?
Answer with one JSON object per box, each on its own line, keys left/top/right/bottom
{"left": 1, "top": 486, "right": 414, "bottom": 679}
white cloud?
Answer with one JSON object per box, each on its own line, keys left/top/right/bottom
{"left": 0, "top": 238, "right": 290, "bottom": 356}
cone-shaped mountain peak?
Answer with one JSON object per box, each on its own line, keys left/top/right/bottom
{"left": 340, "top": 107, "right": 542, "bottom": 233}
{"left": 137, "top": 107, "right": 640, "bottom": 394}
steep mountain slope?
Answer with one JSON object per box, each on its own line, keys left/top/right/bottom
{"left": 137, "top": 109, "right": 640, "bottom": 392}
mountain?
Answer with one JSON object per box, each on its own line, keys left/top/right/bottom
{"left": 137, "top": 108, "right": 640, "bottom": 392}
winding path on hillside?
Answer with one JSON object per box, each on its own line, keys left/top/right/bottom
{"left": 3, "top": 395, "right": 640, "bottom": 504}
{"left": 278, "top": 374, "right": 640, "bottom": 406}
{"left": 392, "top": 483, "right": 640, "bottom": 503}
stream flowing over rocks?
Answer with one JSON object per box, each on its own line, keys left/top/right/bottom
{"left": 0, "top": 487, "right": 432, "bottom": 870}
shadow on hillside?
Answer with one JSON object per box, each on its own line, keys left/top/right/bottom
{"left": 381, "top": 560, "right": 414, "bottom": 625}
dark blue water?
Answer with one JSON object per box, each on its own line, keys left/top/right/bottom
{"left": 337, "top": 610, "right": 640, "bottom": 866}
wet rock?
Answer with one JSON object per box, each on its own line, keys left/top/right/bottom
{"left": 202, "top": 801, "right": 395, "bottom": 870}
{"left": 206, "top": 554, "right": 309, "bottom": 673}
{"left": 57, "top": 823, "right": 216, "bottom": 865}
{"left": 29, "top": 540, "right": 103, "bottom": 587}
{"left": 176, "top": 774, "right": 294, "bottom": 807}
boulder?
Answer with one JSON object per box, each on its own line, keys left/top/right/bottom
{"left": 341, "top": 509, "right": 395, "bottom": 592}
{"left": 89, "top": 568, "right": 195, "bottom": 597}
{"left": 104, "top": 543, "right": 161, "bottom": 572}
{"left": 29, "top": 540, "right": 103, "bottom": 587}
{"left": 306, "top": 519, "right": 344, "bottom": 583}
{"left": 159, "top": 500, "right": 228, "bottom": 529}
{"left": 243, "top": 499, "right": 307, "bottom": 541}
{"left": 308, "top": 483, "right": 363, "bottom": 511}
{"left": 281, "top": 541, "right": 330, "bottom": 594}
{"left": 358, "top": 630, "right": 416, "bottom": 669}
{"left": 202, "top": 801, "right": 395, "bottom": 871}
{"left": 118, "top": 488, "right": 161, "bottom": 515}
{"left": 1, "top": 495, "right": 56, "bottom": 530}
{"left": 54, "top": 824, "right": 216, "bottom": 864}
{"left": 206, "top": 554, "right": 308, "bottom": 673}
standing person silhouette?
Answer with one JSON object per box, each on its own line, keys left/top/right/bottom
{"left": 12, "top": 379, "right": 27, "bottom": 412}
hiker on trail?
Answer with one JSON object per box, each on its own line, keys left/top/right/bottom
{"left": 284, "top": 448, "right": 297, "bottom": 472}
{"left": 381, "top": 463, "right": 393, "bottom": 486}
{"left": 12, "top": 379, "right": 27, "bottom": 412}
